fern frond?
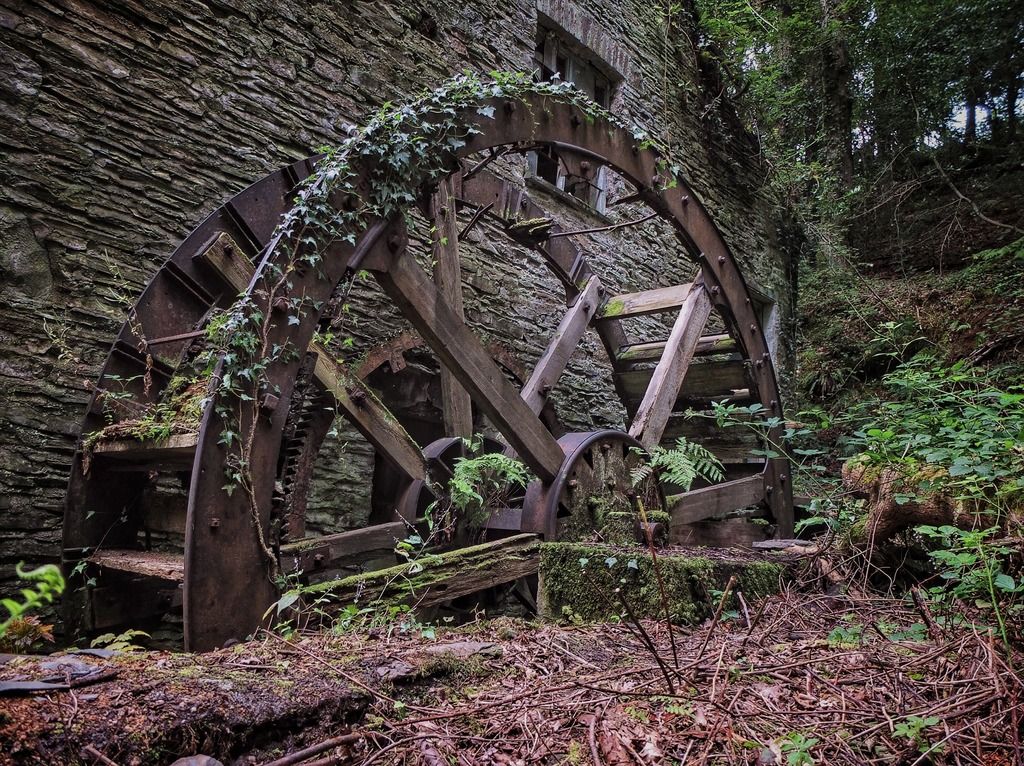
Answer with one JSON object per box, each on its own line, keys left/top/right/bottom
{"left": 642, "top": 437, "right": 725, "bottom": 491}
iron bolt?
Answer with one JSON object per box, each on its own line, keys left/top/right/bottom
{"left": 681, "top": 195, "right": 690, "bottom": 206}
{"left": 209, "top": 517, "right": 221, "bottom": 529}
{"left": 718, "top": 255, "right": 726, "bottom": 264}
{"left": 260, "top": 393, "right": 280, "bottom": 413}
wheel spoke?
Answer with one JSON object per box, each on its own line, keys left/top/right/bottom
{"left": 432, "top": 175, "right": 474, "bottom": 438}
{"left": 629, "top": 280, "right": 713, "bottom": 448}
{"left": 312, "top": 345, "right": 427, "bottom": 483}
{"left": 372, "top": 237, "right": 565, "bottom": 484}
{"left": 520, "top": 277, "right": 601, "bottom": 414}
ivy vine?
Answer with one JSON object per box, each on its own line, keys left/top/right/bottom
{"left": 118, "top": 71, "right": 683, "bottom": 581}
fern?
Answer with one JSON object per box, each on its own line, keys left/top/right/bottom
{"left": 423, "top": 439, "right": 533, "bottom": 540}
{"left": 449, "top": 452, "right": 531, "bottom": 513}
{"left": 631, "top": 438, "right": 724, "bottom": 491}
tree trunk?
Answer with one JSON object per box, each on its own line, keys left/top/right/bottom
{"left": 965, "top": 70, "right": 978, "bottom": 144}
{"left": 1007, "top": 77, "right": 1019, "bottom": 142}
{"left": 826, "top": 32, "right": 855, "bottom": 187}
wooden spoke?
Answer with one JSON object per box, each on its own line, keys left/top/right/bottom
{"left": 432, "top": 175, "right": 473, "bottom": 438}
{"left": 372, "top": 248, "right": 565, "bottom": 484}
{"left": 628, "top": 280, "right": 713, "bottom": 449}
{"left": 197, "top": 231, "right": 427, "bottom": 482}
{"left": 312, "top": 347, "right": 427, "bottom": 482}
{"left": 521, "top": 277, "right": 601, "bottom": 415}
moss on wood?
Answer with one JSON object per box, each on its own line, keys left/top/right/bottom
{"left": 298, "top": 534, "right": 540, "bottom": 610}
{"left": 538, "top": 542, "right": 783, "bottom": 625}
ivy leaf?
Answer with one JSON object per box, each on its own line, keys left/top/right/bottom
{"left": 476, "top": 105, "right": 496, "bottom": 118}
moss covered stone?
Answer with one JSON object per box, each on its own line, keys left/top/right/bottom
{"left": 538, "top": 542, "right": 784, "bottom": 625}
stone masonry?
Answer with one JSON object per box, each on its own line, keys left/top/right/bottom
{"left": 0, "top": 0, "right": 798, "bottom": 600}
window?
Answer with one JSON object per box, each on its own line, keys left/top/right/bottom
{"left": 528, "top": 28, "right": 615, "bottom": 213}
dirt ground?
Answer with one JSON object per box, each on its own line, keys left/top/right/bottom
{"left": 1, "top": 586, "right": 1021, "bottom": 766}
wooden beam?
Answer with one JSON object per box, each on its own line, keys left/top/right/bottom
{"left": 432, "top": 176, "right": 474, "bottom": 438}
{"left": 520, "top": 277, "right": 600, "bottom": 414}
{"left": 90, "top": 433, "right": 198, "bottom": 470}
{"left": 629, "top": 281, "right": 713, "bottom": 448}
{"left": 280, "top": 521, "right": 406, "bottom": 572}
{"left": 312, "top": 348, "right": 426, "bottom": 482}
{"left": 88, "top": 550, "right": 186, "bottom": 582}
{"left": 617, "top": 333, "right": 736, "bottom": 364}
{"left": 373, "top": 252, "right": 565, "bottom": 484}
{"left": 596, "top": 282, "right": 695, "bottom": 319}
{"left": 615, "top": 360, "right": 749, "bottom": 402}
{"left": 195, "top": 230, "right": 427, "bottom": 482}
{"left": 666, "top": 474, "right": 766, "bottom": 527}
{"left": 193, "top": 231, "right": 252, "bottom": 294}
{"left": 302, "top": 534, "right": 541, "bottom": 609}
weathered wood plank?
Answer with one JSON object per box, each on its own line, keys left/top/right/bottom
{"left": 596, "top": 282, "right": 695, "bottom": 319}
{"left": 520, "top": 277, "right": 601, "bottom": 414}
{"left": 672, "top": 517, "right": 772, "bottom": 547}
{"left": 629, "top": 281, "right": 713, "bottom": 448}
{"left": 280, "top": 521, "right": 406, "bottom": 572}
{"left": 662, "top": 415, "right": 764, "bottom": 463}
{"left": 432, "top": 176, "right": 474, "bottom": 438}
{"left": 312, "top": 348, "right": 426, "bottom": 482}
{"left": 193, "top": 231, "right": 253, "bottom": 294}
{"left": 373, "top": 253, "right": 565, "bottom": 484}
{"left": 616, "top": 359, "right": 749, "bottom": 402}
{"left": 666, "top": 474, "right": 766, "bottom": 528}
{"left": 90, "top": 433, "right": 198, "bottom": 469}
{"left": 89, "top": 550, "right": 186, "bottom": 581}
{"left": 302, "top": 533, "right": 541, "bottom": 608}
{"left": 617, "top": 333, "right": 736, "bottom": 364}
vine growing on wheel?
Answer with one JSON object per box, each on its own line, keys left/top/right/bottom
{"left": 176, "top": 72, "right": 682, "bottom": 582}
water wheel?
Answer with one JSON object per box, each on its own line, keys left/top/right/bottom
{"left": 63, "top": 85, "right": 793, "bottom": 650}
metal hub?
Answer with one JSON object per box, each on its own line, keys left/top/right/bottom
{"left": 521, "top": 430, "right": 665, "bottom": 541}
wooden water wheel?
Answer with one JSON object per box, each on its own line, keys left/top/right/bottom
{"left": 63, "top": 86, "right": 793, "bottom": 651}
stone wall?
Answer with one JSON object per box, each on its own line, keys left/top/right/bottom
{"left": 0, "top": 0, "right": 797, "bottom": 594}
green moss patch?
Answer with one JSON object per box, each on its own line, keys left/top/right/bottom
{"left": 538, "top": 542, "right": 784, "bottom": 625}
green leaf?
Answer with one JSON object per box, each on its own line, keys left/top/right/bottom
{"left": 994, "top": 573, "right": 1016, "bottom": 592}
